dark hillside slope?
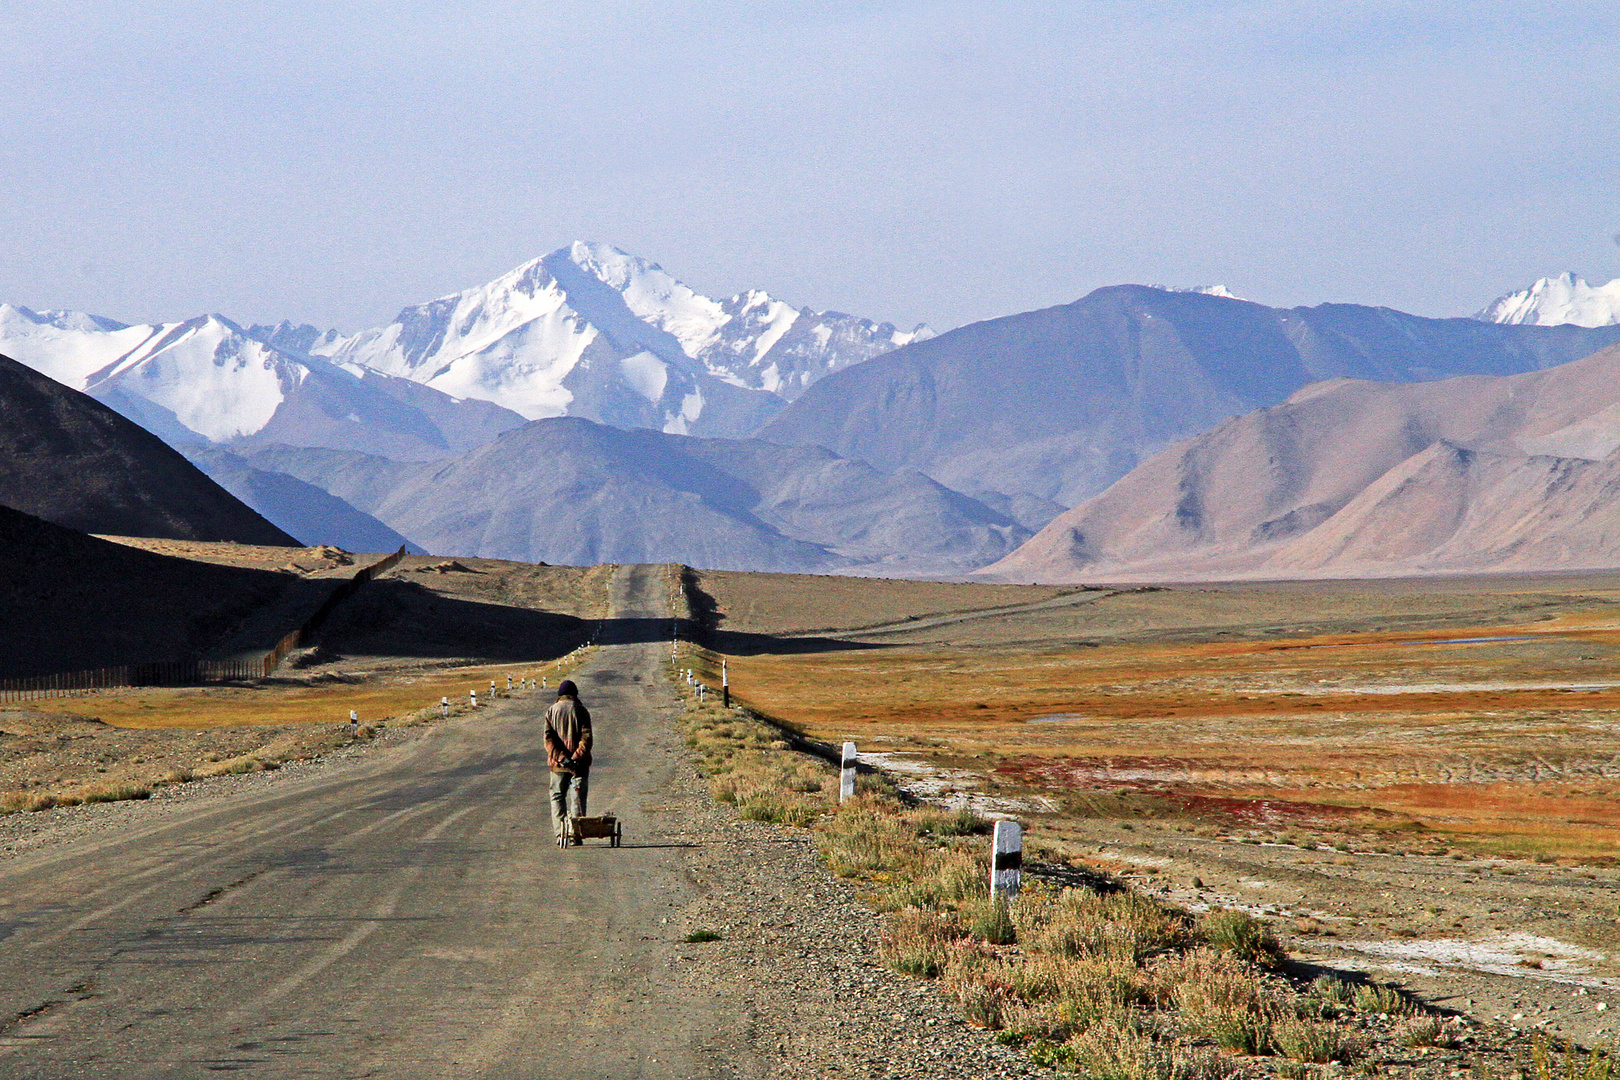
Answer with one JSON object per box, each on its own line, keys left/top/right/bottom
{"left": 761, "top": 286, "right": 1620, "bottom": 516}
{"left": 0, "top": 354, "right": 296, "bottom": 544}
{"left": 182, "top": 447, "right": 424, "bottom": 553}
{"left": 0, "top": 506, "right": 293, "bottom": 678}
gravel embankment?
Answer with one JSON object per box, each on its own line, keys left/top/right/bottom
{"left": 659, "top": 753, "right": 1035, "bottom": 1079}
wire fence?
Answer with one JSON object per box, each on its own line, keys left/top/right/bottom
{"left": 0, "top": 547, "right": 408, "bottom": 704}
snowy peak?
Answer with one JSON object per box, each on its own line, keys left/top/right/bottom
{"left": 1477, "top": 273, "right": 1620, "bottom": 327}
{"left": 247, "top": 320, "right": 342, "bottom": 358}
{"left": 0, "top": 306, "right": 524, "bottom": 457}
{"left": 1150, "top": 284, "right": 1246, "bottom": 300}
{"left": 85, "top": 314, "right": 299, "bottom": 442}
{"left": 1, "top": 242, "right": 920, "bottom": 454}
{"left": 300, "top": 241, "right": 926, "bottom": 434}
{"left": 555, "top": 241, "right": 728, "bottom": 358}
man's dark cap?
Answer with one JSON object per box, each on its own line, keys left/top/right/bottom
{"left": 557, "top": 679, "right": 578, "bottom": 698}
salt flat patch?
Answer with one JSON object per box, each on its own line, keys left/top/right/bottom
{"left": 857, "top": 751, "right": 1058, "bottom": 817}
{"left": 1342, "top": 932, "right": 1616, "bottom": 987}
{"left": 1255, "top": 680, "right": 1620, "bottom": 696}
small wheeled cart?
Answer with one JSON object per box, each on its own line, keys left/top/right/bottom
{"left": 560, "top": 814, "right": 622, "bottom": 848}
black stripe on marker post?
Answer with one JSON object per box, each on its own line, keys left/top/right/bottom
{"left": 992, "top": 850, "right": 1022, "bottom": 872}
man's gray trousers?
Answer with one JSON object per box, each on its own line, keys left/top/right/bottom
{"left": 549, "top": 770, "right": 589, "bottom": 839}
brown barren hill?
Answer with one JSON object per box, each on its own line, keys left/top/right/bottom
{"left": 0, "top": 505, "right": 293, "bottom": 678}
{"left": 0, "top": 352, "right": 295, "bottom": 544}
{"left": 989, "top": 343, "right": 1620, "bottom": 582}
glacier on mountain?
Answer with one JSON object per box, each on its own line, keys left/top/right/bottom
{"left": 262, "top": 241, "right": 930, "bottom": 436}
{"left": 1, "top": 241, "right": 920, "bottom": 457}
{"left": 1477, "top": 272, "right": 1620, "bottom": 327}
{"left": 0, "top": 304, "right": 526, "bottom": 458}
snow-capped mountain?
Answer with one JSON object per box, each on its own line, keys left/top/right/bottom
{"left": 0, "top": 304, "right": 525, "bottom": 459}
{"left": 1477, "top": 272, "right": 1620, "bottom": 327}
{"left": 257, "top": 241, "right": 930, "bottom": 437}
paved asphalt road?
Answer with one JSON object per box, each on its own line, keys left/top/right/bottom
{"left": 0, "top": 565, "right": 751, "bottom": 1078}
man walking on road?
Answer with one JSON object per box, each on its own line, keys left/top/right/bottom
{"left": 544, "top": 679, "right": 593, "bottom": 844}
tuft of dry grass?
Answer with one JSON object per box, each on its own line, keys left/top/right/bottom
{"left": 1196, "top": 909, "right": 1285, "bottom": 968}
{"left": 1526, "top": 1034, "right": 1617, "bottom": 1080}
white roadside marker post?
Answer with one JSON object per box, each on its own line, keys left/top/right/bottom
{"left": 349, "top": 710, "right": 358, "bottom": 731}
{"left": 542, "top": 678, "right": 547, "bottom": 691}
{"left": 491, "top": 679, "right": 497, "bottom": 699}
{"left": 470, "top": 690, "right": 478, "bottom": 708}
{"left": 508, "top": 675, "right": 513, "bottom": 691}
{"left": 441, "top": 696, "right": 449, "bottom": 718}
{"left": 839, "top": 742, "right": 857, "bottom": 802}
{"left": 722, "top": 659, "right": 729, "bottom": 708}
{"left": 990, "top": 820, "right": 1022, "bottom": 901}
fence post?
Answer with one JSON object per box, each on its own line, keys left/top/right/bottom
{"left": 990, "top": 820, "right": 1023, "bottom": 901}
{"left": 839, "top": 742, "right": 857, "bottom": 802}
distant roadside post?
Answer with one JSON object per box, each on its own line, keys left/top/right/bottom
{"left": 441, "top": 696, "right": 448, "bottom": 718}
{"left": 470, "top": 690, "right": 478, "bottom": 708}
{"left": 349, "top": 710, "right": 358, "bottom": 731}
{"left": 991, "top": 820, "right": 1022, "bottom": 900}
{"left": 839, "top": 742, "right": 857, "bottom": 802}
{"left": 722, "top": 660, "right": 729, "bottom": 708}
{"left": 508, "top": 675, "right": 513, "bottom": 691}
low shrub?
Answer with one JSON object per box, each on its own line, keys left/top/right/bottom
{"left": 83, "top": 783, "right": 151, "bottom": 804}
{"left": 882, "top": 909, "right": 961, "bottom": 978}
{"left": 1196, "top": 909, "right": 1284, "bottom": 968}
{"left": 915, "top": 806, "right": 991, "bottom": 837}
{"left": 1030, "top": 889, "right": 1191, "bottom": 965}
{"left": 1275, "top": 1017, "right": 1351, "bottom": 1063}
{"left": 965, "top": 896, "right": 1017, "bottom": 945}
{"left": 1353, "top": 982, "right": 1417, "bottom": 1016}
{"left": 0, "top": 790, "right": 55, "bottom": 813}
{"left": 1162, "top": 947, "right": 1277, "bottom": 1055}
{"left": 1395, "top": 1014, "right": 1442, "bottom": 1047}
{"left": 1527, "top": 1034, "right": 1616, "bottom": 1080}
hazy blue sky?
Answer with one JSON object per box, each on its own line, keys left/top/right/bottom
{"left": 4, "top": 2, "right": 1617, "bottom": 333}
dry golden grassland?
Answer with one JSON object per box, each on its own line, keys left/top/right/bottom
{"left": 0, "top": 651, "right": 597, "bottom": 815}
{"left": 50, "top": 660, "right": 571, "bottom": 730}
{"left": 710, "top": 577, "right": 1620, "bottom": 863}
{"left": 672, "top": 649, "right": 1589, "bottom": 1080}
